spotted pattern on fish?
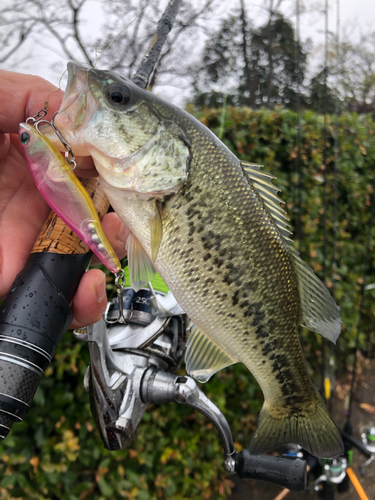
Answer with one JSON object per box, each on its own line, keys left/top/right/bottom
{"left": 152, "top": 112, "right": 317, "bottom": 421}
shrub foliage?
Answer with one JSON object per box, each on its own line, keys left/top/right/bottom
{"left": 1, "top": 107, "right": 374, "bottom": 499}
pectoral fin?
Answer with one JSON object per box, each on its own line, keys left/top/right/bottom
{"left": 126, "top": 233, "right": 156, "bottom": 291}
{"left": 185, "top": 325, "right": 236, "bottom": 382}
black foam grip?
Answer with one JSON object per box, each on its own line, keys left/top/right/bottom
{"left": 236, "top": 450, "right": 307, "bottom": 492}
{"left": 0, "top": 252, "right": 90, "bottom": 439}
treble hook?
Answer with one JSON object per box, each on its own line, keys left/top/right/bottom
{"left": 105, "top": 269, "right": 133, "bottom": 324}
{"left": 29, "top": 114, "right": 77, "bottom": 171}
{"left": 51, "top": 113, "right": 77, "bottom": 170}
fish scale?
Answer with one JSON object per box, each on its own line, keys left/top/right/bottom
{"left": 158, "top": 116, "right": 309, "bottom": 411}
{"left": 51, "top": 62, "right": 344, "bottom": 459}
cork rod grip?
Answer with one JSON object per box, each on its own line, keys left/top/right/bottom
{"left": 32, "top": 177, "right": 111, "bottom": 255}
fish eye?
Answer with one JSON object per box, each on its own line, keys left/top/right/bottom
{"left": 107, "top": 86, "right": 131, "bottom": 106}
{"left": 20, "top": 132, "right": 30, "bottom": 144}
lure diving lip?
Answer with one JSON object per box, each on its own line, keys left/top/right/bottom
{"left": 19, "top": 122, "right": 121, "bottom": 275}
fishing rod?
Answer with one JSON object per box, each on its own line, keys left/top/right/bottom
{"left": 285, "top": 2, "right": 372, "bottom": 497}
{"left": 294, "top": 0, "right": 303, "bottom": 248}
{"left": 296, "top": 2, "right": 374, "bottom": 497}
{"left": 274, "top": 437, "right": 372, "bottom": 500}
{"left": 0, "top": 0, "right": 309, "bottom": 492}
{"left": 346, "top": 186, "right": 375, "bottom": 426}
{"left": 320, "top": 0, "right": 330, "bottom": 406}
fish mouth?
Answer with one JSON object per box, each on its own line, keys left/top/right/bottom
{"left": 54, "top": 62, "right": 98, "bottom": 152}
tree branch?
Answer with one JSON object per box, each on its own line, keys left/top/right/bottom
{"left": 68, "top": 0, "right": 94, "bottom": 67}
{"left": 38, "top": 17, "right": 77, "bottom": 61}
{"left": 0, "top": 23, "right": 36, "bottom": 63}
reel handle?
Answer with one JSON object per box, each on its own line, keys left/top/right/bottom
{"left": 0, "top": 178, "right": 109, "bottom": 440}
{"left": 235, "top": 450, "right": 307, "bottom": 492}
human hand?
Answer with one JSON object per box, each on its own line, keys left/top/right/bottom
{"left": 0, "top": 70, "right": 129, "bottom": 328}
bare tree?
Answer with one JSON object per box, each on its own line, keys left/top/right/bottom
{"left": 0, "top": 0, "right": 97, "bottom": 67}
{"left": 307, "top": 23, "right": 375, "bottom": 116}
{"left": 334, "top": 28, "right": 375, "bottom": 114}
{"left": 0, "top": 0, "right": 216, "bottom": 95}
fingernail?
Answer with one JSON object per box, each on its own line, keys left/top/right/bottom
{"left": 117, "top": 224, "right": 130, "bottom": 244}
{"left": 95, "top": 274, "right": 107, "bottom": 303}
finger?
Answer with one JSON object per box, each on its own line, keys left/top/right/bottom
{"left": 90, "top": 212, "right": 129, "bottom": 265}
{"left": 0, "top": 70, "right": 63, "bottom": 134}
{"left": 74, "top": 156, "right": 98, "bottom": 177}
{"left": 69, "top": 269, "right": 107, "bottom": 329}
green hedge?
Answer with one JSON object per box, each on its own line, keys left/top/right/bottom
{"left": 1, "top": 107, "right": 374, "bottom": 499}
{"left": 199, "top": 106, "right": 375, "bottom": 367}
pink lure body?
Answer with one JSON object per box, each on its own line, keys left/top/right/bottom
{"left": 19, "top": 122, "right": 121, "bottom": 274}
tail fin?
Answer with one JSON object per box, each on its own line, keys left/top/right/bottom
{"left": 249, "top": 393, "right": 344, "bottom": 459}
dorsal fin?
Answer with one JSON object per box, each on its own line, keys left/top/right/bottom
{"left": 241, "top": 161, "right": 342, "bottom": 343}
{"left": 185, "top": 325, "right": 236, "bottom": 382}
{"left": 241, "top": 161, "right": 293, "bottom": 243}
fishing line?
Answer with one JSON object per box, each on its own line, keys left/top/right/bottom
{"left": 326, "top": 0, "right": 340, "bottom": 414}
{"left": 320, "top": 0, "right": 329, "bottom": 402}
{"left": 294, "top": 0, "right": 302, "bottom": 249}
{"left": 37, "top": 69, "right": 68, "bottom": 114}
{"left": 346, "top": 184, "right": 375, "bottom": 425}
{"left": 57, "top": 68, "right": 68, "bottom": 89}
{"left": 321, "top": 0, "right": 329, "bottom": 284}
{"left": 218, "top": 15, "right": 237, "bottom": 141}
{"left": 332, "top": 0, "right": 340, "bottom": 302}
{"left": 44, "top": 85, "right": 64, "bottom": 108}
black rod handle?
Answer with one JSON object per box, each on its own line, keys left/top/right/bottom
{"left": 0, "top": 178, "right": 109, "bottom": 439}
{"left": 235, "top": 450, "right": 307, "bottom": 492}
{"left": 0, "top": 252, "right": 90, "bottom": 439}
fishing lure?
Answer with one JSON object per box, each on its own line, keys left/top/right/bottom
{"left": 19, "top": 121, "right": 122, "bottom": 276}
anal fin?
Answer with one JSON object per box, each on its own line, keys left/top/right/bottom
{"left": 185, "top": 326, "right": 236, "bottom": 383}
{"left": 288, "top": 246, "right": 342, "bottom": 343}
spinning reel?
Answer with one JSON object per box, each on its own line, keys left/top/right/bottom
{"left": 75, "top": 284, "right": 307, "bottom": 492}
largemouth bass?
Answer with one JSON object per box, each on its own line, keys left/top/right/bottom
{"left": 50, "top": 62, "right": 343, "bottom": 458}
{"left": 19, "top": 122, "right": 121, "bottom": 274}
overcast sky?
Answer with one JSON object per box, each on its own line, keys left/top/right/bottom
{"left": 1, "top": 0, "right": 374, "bottom": 102}
{"left": 299, "top": 0, "right": 375, "bottom": 52}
